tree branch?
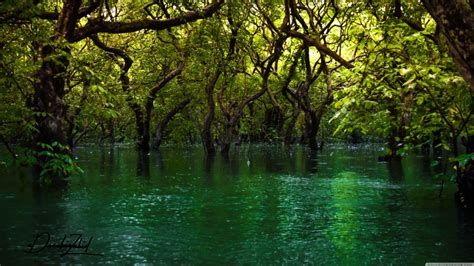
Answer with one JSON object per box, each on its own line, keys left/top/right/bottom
{"left": 72, "top": 0, "right": 224, "bottom": 41}
{"left": 153, "top": 98, "right": 191, "bottom": 148}
{"left": 285, "top": 30, "right": 354, "bottom": 69}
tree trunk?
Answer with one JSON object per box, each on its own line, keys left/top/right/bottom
{"left": 29, "top": 43, "right": 71, "bottom": 186}
{"left": 31, "top": 0, "right": 83, "bottom": 151}
{"left": 135, "top": 108, "right": 150, "bottom": 153}
{"left": 302, "top": 111, "right": 320, "bottom": 150}
{"left": 202, "top": 69, "right": 221, "bottom": 155}
{"left": 284, "top": 107, "right": 301, "bottom": 146}
{"left": 153, "top": 99, "right": 190, "bottom": 149}
{"left": 29, "top": 0, "right": 81, "bottom": 155}
{"left": 220, "top": 119, "right": 238, "bottom": 156}
{"left": 422, "top": 0, "right": 474, "bottom": 91}
{"left": 282, "top": 47, "right": 303, "bottom": 146}
{"left": 29, "top": 0, "right": 79, "bottom": 185}
{"left": 31, "top": 49, "right": 68, "bottom": 146}
{"left": 109, "top": 119, "right": 116, "bottom": 145}
{"left": 202, "top": 18, "right": 239, "bottom": 155}
{"left": 379, "top": 104, "right": 404, "bottom": 161}
{"left": 262, "top": 107, "right": 284, "bottom": 140}
{"left": 220, "top": 142, "right": 231, "bottom": 156}
{"left": 265, "top": 90, "right": 285, "bottom": 133}
{"left": 92, "top": 33, "right": 186, "bottom": 152}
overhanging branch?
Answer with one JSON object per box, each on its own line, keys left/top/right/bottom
{"left": 72, "top": 0, "right": 224, "bottom": 42}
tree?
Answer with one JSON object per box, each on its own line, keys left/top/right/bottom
{"left": 1, "top": 0, "right": 224, "bottom": 185}
{"left": 0, "top": 0, "right": 472, "bottom": 210}
{"left": 279, "top": 0, "right": 355, "bottom": 150}
{"left": 92, "top": 31, "right": 188, "bottom": 153}
{"left": 215, "top": 1, "right": 289, "bottom": 155}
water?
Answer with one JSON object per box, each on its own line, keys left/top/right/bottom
{"left": 1, "top": 144, "right": 473, "bottom": 264}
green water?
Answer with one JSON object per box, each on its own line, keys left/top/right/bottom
{"left": 1, "top": 144, "right": 473, "bottom": 264}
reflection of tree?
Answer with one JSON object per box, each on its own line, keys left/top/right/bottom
{"left": 99, "top": 147, "right": 116, "bottom": 180}
{"left": 203, "top": 153, "right": 215, "bottom": 186}
{"left": 263, "top": 148, "right": 285, "bottom": 173}
{"left": 136, "top": 151, "right": 150, "bottom": 178}
{"left": 260, "top": 177, "right": 281, "bottom": 238}
{"left": 154, "top": 150, "right": 164, "bottom": 173}
{"left": 31, "top": 185, "right": 68, "bottom": 241}
{"left": 99, "top": 149, "right": 106, "bottom": 176}
{"left": 220, "top": 154, "right": 240, "bottom": 179}
{"left": 97, "top": 148, "right": 116, "bottom": 185}
{"left": 302, "top": 150, "right": 318, "bottom": 175}
{"left": 387, "top": 160, "right": 404, "bottom": 180}
{"left": 260, "top": 146, "right": 319, "bottom": 175}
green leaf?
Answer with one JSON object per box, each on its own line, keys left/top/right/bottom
{"left": 416, "top": 97, "right": 424, "bottom": 105}
{"left": 454, "top": 153, "right": 474, "bottom": 167}
{"left": 399, "top": 68, "right": 412, "bottom": 76}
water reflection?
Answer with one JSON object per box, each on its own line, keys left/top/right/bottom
{"left": 387, "top": 160, "right": 404, "bottom": 180}
{"left": 153, "top": 150, "right": 164, "bottom": 172}
{"left": 137, "top": 151, "right": 150, "bottom": 178}
{"left": 203, "top": 153, "right": 215, "bottom": 186}
{"left": 302, "top": 150, "right": 318, "bottom": 175}
{"left": 98, "top": 148, "right": 115, "bottom": 184}
{"left": 0, "top": 144, "right": 472, "bottom": 264}
{"left": 220, "top": 153, "right": 240, "bottom": 178}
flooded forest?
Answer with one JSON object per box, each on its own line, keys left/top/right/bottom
{"left": 0, "top": 0, "right": 473, "bottom": 264}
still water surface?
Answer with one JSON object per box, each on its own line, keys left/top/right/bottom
{"left": 1, "top": 144, "right": 473, "bottom": 264}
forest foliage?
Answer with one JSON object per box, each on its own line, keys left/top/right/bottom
{"left": 0, "top": 0, "right": 473, "bottom": 184}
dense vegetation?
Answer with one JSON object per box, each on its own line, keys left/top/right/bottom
{"left": 0, "top": 0, "right": 473, "bottom": 203}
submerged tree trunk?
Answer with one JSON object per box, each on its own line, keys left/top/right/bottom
{"left": 379, "top": 104, "right": 403, "bottom": 161}
{"left": 28, "top": 0, "right": 82, "bottom": 186}
{"left": 19, "top": 0, "right": 224, "bottom": 187}
{"left": 379, "top": 78, "right": 412, "bottom": 161}
{"left": 135, "top": 110, "right": 150, "bottom": 153}
{"left": 109, "top": 119, "right": 116, "bottom": 145}
{"left": 302, "top": 111, "right": 321, "bottom": 150}
{"left": 141, "top": 50, "right": 186, "bottom": 152}
{"left": 202, "top": 17, "right": 239, "bottom": 156}
{"left": 92, "top": 34, "right": 185, "bottom": 153}
{"left": 220, "top": 117, "right": 238, "bottom": 155}
{"left": 282, "top": 47, "right": 303, "bottom": 147}
{"left": 262, "top": 106, "right": 284, "bottom": 139}
{"left": 220, "top": 127, "right": 232, "bottom": 155}
{"left": 153, "top": 99, "right": 190, "bottom": 149}
{"left": 264, "top": 89, "right": 285, "bottom": 135}
{"left": 202, "top": 69, "right": 221, "bottom": 155}
{"left": 290, "top": 48, "right": 332, "bottom": 151}
{"left": 284, "top": 107, "right": 300, "bottom": 146}
{"left": 383, "top": 132, "right": 402, "bottom": 161}
{"left": 30, "top": 48, "right": 70, "bottom": 186}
